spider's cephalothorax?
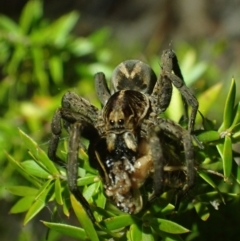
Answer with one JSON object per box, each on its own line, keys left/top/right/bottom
{"left": 48, "top": 49, "right": 198, "bottom": 222}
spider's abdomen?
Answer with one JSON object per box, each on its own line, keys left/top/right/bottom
{"left": 110, "top": 60, "right": 157, "bottom": 95}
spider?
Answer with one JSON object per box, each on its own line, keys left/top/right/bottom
{"left": 48, "top": 49, "right": 198, "bottom": 222}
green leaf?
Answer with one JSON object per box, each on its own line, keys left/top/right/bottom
{"left": 0, "top": 14, "right": 20, "bottom": 32}
{"left": 77, "top": 175, "right": 97, "bottom": 186}
{"left": 201, "top": 116, "right": 216, "bottom": 130}
{"left": 223, "top": 78, "right": 236, "bottom": 129}
{"left": 47, "top": 11, "right": 79, "bottom": 47}
{"left": 83, "top": 181, "right": 100, "bottom": 201}
{"left": 197, "top": 82, "right": 222, "bottom": 124}
{"left": 103, "top": 215, "right": 135, "bottom": 230}
{"left": 31, "top": 47, "right": 49, "bottom": 91}
{"left": 69, "top": 38, "right": 95, "bottom": 56}
{"left": 89, "top": 27, "right": 110, "bottom": 46}
{"left": 150, "top": 190, "right": 175, "bottom": 214}
{"left": 200, "top": 161, "right": 223, "bottom": 172}
{"left": 222, "top": 136, "right": 233, "bottom": 179}
{"left": 103, "top": 202, "right": 126, "bottom": 217}
{"left": 19, "top": 129, "right": 59, "bottom": 175}
{"left": 42, "top": 221, "right": 87, "bottom": 240}
{"left": 232, "top": 129, "right": 240, "bottom": 142}
{"left": 198, "top": 171, "right": 225, "bottom": 204}
{"left": 141, "top": 225, "right": 155, "bottom": 241}
{"left": 186, "top": 62, "right": 208, "bottom": 86}
{"left": 217, "top": 137, "right": 233, "bottom": 180}
{"left": 6, "top": 186, "right": 38, "bottom": 196}
{"left": 198, "top": 170, "right": 218, "bottom": 189}
{"left": 55, "top": 178, "right": 63, "bottom": 205}
{"left": 49, "top": 56, "right": 63, "bottom": 84}
{"left": 21, "top": 160, "right": 50, "bottom": 178}
{"left": 181, "top": 49, "right": 206, "bottom": 86}
{"left": 232, "top": 123, "right": 240, "bottom": 137}
{"left": 160, "top": 203, "right": 175, "bottom": 215}
{"left": 127, "top": 223, "right": 142, "bottom": 241}
{"left": 19, "top": 0, "right": 42, "bottom": 33}
{"left": 229, "top": 102, "right": 240, "bottom": 131}
{"left": 62, "top": 189, "right": 71, "bottom": 217}
{"left": 37, "top": 149, "right": 60, "bottom": 173}
{"left": 194, "top": 202, "right": 210, "bottom": 221}
{"left": 5, "top": 153, "right": 41, "bottom": 187}
{"left": 10, "top": 196, "right": 35, "bottom": 214}
{"left": 70, "top": 194, "right": 99, "bottom": 241}
{"left": 151, "top": 218, "right": 189, "bottom": 234}
{"left": 24, "top": 180, "right": 54, "bottom": 225}
{"left": 7, "top": 45, "right": 25, "bottom": 74}
{"left": 165, "top": 85, "right": 182, "bottom": 123}
{"left": 19, "top": 129, "right": 38, "bottom": 154}
{"left": 197, "top": 130, "right": 220, "bottom": 143}
{"left": 95, "top": 185, "right": 106, "bottom": 210}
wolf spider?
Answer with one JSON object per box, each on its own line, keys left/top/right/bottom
{"left": 48, "top": 49, "right": 198, "bottom": 222}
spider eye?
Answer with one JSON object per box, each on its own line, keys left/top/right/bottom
{"left": 118, "top": 119, "right": 124, "bottom": 125}
{"left": 109, "top": 120, "right": 115, "bottom": 125}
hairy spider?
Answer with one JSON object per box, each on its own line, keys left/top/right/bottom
{"left": 48, "top": 49, "right": 198, "bottom": 222}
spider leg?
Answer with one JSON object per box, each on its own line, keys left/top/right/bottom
{"left": 67, "top": 122, "right": 96, "bottom": 222}
{"left": 151, "top": 49, "right": 202, "bottom": 149}
{"left": 170, "top": 49, "right": 189, "bottom": 123}
{"left": 48, "top": 91, "right": 98, "bottom": 166}
{"left": 164, "top": 71, "right": 198, "bottom": 134}
{"left": 48, "top": 109, "right": 66, "bottom": 166}
{"left": 161, "top": 49, "right": 199, "bottom": 134}
{"left": 48, "top": 92, "right": 99, "bottom": 222}
{"left": 148, "top": 127, "right": 165, "bottom": 201}
{"left": 157, "top": 118, "right": 195, "bottom": 205}
{"left": 94, "top": 72, "right": 111, "bottom": 105}
{"left": 48, "top": 108, "right": 96, "bottom": 221}
{"left": 151, "top": 73, "right": 173, "bottom": 114}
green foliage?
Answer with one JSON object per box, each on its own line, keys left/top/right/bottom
{"left": 0, "top": 0, "right": 111, "bottom": 107}
{"left": 0, "top": 0, "right": 111, "bottom": 201}
{"left": 5, "top": 79, "right": 240, "bottom": 240}
{"left": 1, "top": 1, "right": 240, "bottom": 241}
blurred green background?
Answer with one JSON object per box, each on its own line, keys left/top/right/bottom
{"left": 0, "top": 0, "right": 240, "bottom": 240}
